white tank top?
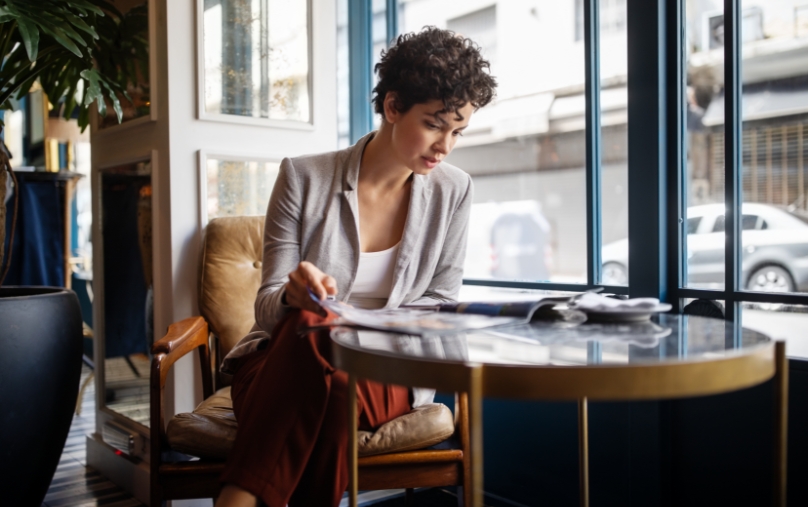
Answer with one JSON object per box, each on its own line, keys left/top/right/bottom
{"left": 348, "top": 242, "right": 400, "bottom": 309}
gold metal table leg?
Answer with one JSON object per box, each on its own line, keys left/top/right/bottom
{"left": 578, "top": 397, "right": 589, "bottom": 507}
{"left": 468, "top": 366, "right": 484, "bottom": 507}
{"left": 348, "top": 374, "right": 358, "bottom": 507}
{"left": 773, "top": 341, "right": 788, "bottom": 507}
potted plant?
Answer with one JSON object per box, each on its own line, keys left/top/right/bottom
{"left": 0, "top": 2, "right": 147, "bottom": 504}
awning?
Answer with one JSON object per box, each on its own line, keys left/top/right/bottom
{"left": 462, "top": 92, "right": 554, "bottom": 145}
{"left": 702, "top": 87, "right": 808, "bottom": 126}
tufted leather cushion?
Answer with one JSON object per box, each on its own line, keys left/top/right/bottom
{"left": 356, "top": 403, "right": 456, "bottom": 457}
{"left": 199, "top": 216, "right": 265, "bottom": 358}
{"left": 166, "top": 387, "right": 237, "bottom": 460}
{"left": 166, "top": 387, "right": 455, "bottom": 460}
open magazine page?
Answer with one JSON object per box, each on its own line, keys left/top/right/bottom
{"left": 318, "top": 297, "right": 520, "bottom": 335}
{"left": 436, "top": 297, "right": 572, "bottom": 319}
{"left": 308, "top": 289, "right": 580, "bottom": 335}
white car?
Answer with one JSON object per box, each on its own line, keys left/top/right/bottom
{"left": 601, "top": 203, "right": 808, "bottom": 292}
{"left": 463, "top": 200, "right": 553, "bottom": 281}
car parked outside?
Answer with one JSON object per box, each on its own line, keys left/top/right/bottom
{"left": 601, "top": 203, "right": 808, "bottom": 292}
{"left": 463, "top": 200, "right": 553, "bottom": 282}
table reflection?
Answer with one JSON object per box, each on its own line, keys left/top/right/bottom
{"left": 331, "top": 314, "right": 771, "bottom": 368}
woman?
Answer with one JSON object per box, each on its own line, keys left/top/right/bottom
{"left": 216, "top": 27, "right": 497, "bottom": 507}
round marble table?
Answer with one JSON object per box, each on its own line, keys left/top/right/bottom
{"left": 331, "top": 314, "right": 787, "bottom": 507}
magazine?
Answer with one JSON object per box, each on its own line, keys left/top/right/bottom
{"left": 309, "top": 289, "right": 574, "bottom": 335}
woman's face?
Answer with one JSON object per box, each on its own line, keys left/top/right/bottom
{"left": 385, "top": 97, "right": 474, "bottom": 175}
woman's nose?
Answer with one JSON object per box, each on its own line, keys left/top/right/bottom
{"left": 434, "top": 134, "right": 451, "bottom": 154}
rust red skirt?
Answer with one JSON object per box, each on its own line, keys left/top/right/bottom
{"left": 220, "top": 310, "right": 411, "bottom": 507}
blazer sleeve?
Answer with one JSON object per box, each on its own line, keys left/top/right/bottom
{"left": 254, "top": 157, "right": 302, "bottom": 332}
{"left": 411, "top": 173, "right": 473, "bottom": 305}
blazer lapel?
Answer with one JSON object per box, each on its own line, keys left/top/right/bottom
{"left": 338, "top": 132, "right": 370, "bottom": 299}
{"left": 387, "top": 172, "right": 432, "bottom": 307}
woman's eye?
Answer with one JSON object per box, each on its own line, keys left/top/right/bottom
{"left": 453, "top": 131, "right": 464, "bottom": 137}
{"left": 426, "top": 122, "right": 439, "bottom": 130}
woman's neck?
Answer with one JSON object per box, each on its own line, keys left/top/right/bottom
{"left": 359, "top": 122, "right": 412, "bottom": 192}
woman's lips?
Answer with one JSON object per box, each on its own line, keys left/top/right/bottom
{"left": 422, "top": 156, "right": 440, "bottom": 168}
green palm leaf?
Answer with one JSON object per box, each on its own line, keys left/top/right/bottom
{"left": 15, "top": 18, "right": 37, "bottom": 60}
{"left": 0, "top": 0, "right": 149, "bottom": 130}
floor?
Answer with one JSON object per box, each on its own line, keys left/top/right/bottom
{"left": 368, "top": 489, "right": 461, "bottom": 506}
{"left": 43, "top": 365, "right": 146, "bottom": 507}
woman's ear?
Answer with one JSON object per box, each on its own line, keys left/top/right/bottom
{"left": 383, "top": 92, "right": 400, "bottom": 124}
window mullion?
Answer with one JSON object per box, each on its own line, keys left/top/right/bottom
{"left": 627, "top": 0, "right": 668, "bottom": 300}
{"left": 386, "top": 0, "right": 398, "bottom": 43}
{"left": 584, "top": 0, "right": 602, "bottom": 288}
{"left": 666, "top": 0, "right": 685, "bottom": 313}
{"left": 348, "top": 0, "right": 373, "bottom": 144}
{"left": 723, "top": 0, "right": 743, "bottom": 321}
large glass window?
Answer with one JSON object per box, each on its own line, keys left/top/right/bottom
{"left": 397, "top": 1, "right": 590, "bottom": 285}
{"left": 680, "top": 0, "right": 808, "bottom": 357}
{"left": 740, "top": 0, "right": 808, "bottom": 295}
{"left": 598, "top": 0, "right": 629, "bottom": 287}
{"left": 685, "top": 0, "right": 808, "bottom": 294}
{"left": 685, "top": 0, "right": 726, "bottom": 290}
{"left": 743, "top": 303, "right": 808, "bottom": 358}
{"left": 341, "top": 0, "right": 808, "bottom": 355}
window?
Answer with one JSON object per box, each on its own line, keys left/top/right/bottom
{"left": 681, "top": 0, "right": 808, "bottom": 355}
{"left": 710, "top": 214, "right": 761, "bottom": 233}
{"left": 345, "top": 0, "right": 808, "bottom": 356}
{"left": 447, "top": 6, "right": 497, "bottom": 68}
{"left": 394, "top": 0, "right": 620, "bottom": 291}
{"left": 575, "top": 0, "right": 626, "bottom": 42}
{"left": 201, "top": 0, "right": 311, "bottom": 123}
{"left": 203, "top": 156, "right": 280, "bottom": 223}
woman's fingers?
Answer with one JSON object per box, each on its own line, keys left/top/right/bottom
{"left": 286, "top": 262, "right": 336, "bottom": 316}
{"left": 299, "top": 262, "right": 327, "bottom": 299}
{"left": 286, "top": 282, "right": 324, "bottom": 315}
{"left": 322, "top": 275, "right": 338, "bottom": 296}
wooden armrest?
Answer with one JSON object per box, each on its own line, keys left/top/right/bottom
{"left": 153, "top": 316, "right": 209, "bottom": 356}
{"left": 151, "top": 317, "right": 210, "bottom": 387}
{"left": 151, "top": 316, "right": 213, "bottom": 474}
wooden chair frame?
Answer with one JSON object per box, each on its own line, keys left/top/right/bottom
{"left": 150, "top": 316, "right": 474, "bottom": 506}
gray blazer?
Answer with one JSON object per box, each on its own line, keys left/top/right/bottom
{"left": 222, "top": 132, "right": 473, "bottom": 376}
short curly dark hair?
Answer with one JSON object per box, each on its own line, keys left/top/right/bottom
{"left": 372, "top": 26, "right": 497, "bottom": 118}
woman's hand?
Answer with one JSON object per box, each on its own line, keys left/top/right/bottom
{"left": 284, "top": 261, "right": 338, "bottom": 316}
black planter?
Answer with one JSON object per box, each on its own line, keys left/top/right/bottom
{"left": 0, "top": 287, "right": 83, "bottom": 506}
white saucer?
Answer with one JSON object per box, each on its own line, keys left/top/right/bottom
{"left": 580, "top": 303, "right": 672, "bottom": 323}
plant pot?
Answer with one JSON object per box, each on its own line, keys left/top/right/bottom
{"left": 0, "top": 286, "right": 83, "bottom": 505}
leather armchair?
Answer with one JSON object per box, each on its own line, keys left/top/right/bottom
{"left": 150, "top": 216, "right": 473, "bottom": 505}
